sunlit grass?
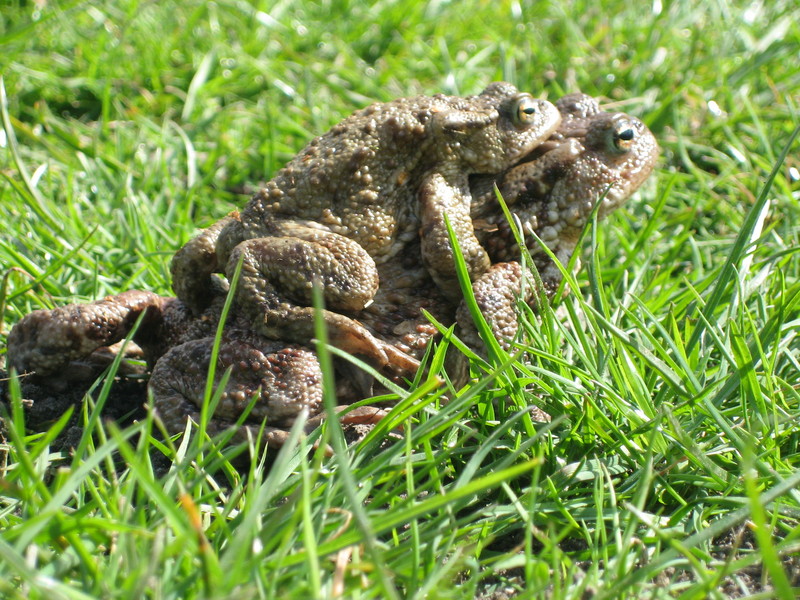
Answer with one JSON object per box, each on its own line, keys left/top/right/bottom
{"left": 1, "top": 0, "right": 799, "bottom": 598}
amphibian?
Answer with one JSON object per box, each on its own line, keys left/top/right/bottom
{"left": 6, "top": 93, "right": 658, "bottom": 446}
{"left": 171, "top": 83, "right": 561, "bottom": 371}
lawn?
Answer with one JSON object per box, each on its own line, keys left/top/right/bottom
{"left": 1, "top": 0, "right": 799, "bottom": 598}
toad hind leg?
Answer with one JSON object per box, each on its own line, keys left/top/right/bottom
{"left": 149, "top": 335, "right": 389, "bottom": 448}
{"left": 171, "top": 213, "right": 239, "bottom": 312}
{"left": 227, "top": 226, "right": 418, "bottom": 370}
{"left": 7, "top": 290, "right": 171, "bottom": 386}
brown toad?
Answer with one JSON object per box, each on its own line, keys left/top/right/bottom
{"left": 5, "top": 94, "right": 658, "bottom": 447}
{"left": 171, "top": 83, "right": 560, "bottom": 371}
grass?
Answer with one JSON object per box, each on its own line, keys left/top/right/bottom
{"left": 1, "top": 0, "right": 799, "bottom": 598}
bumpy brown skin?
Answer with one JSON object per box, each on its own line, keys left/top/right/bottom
{"left": 7, "top": 291, "right": 170, "bottom": 387}
{"left": 148, "top": 328, "right": 389, "bottom": 448}
{"left": 6, "top": 93, "right": 658, "bottom": 446}
{"left": 171, "top": 83, "right": 561, "bottom": 370}
{"left": 6, "top": 291, "right": 388, "bottom": 446}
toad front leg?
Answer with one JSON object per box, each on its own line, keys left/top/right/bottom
{"left": 455, "top": 262, "right": 532, "bottom": 352}
{"left": 226, "top": 220, "right": 421, "bottom": 373}
{"left": 419, "top": 171, "right": 491, "bottom": 301}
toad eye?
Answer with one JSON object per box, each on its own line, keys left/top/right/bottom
{"left": 610, "top": 118, "right": 636, "bottom": 153}
{"left": 512, "top": 94, "right": 540, "bottom": 126}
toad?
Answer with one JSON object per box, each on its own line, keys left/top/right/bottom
{"left": 170, "top": 83, "right": 561, "bottom": 372}
{"left": 5, "top": 93, "right": 658, "bottom": 447}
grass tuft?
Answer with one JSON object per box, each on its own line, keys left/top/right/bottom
{"left": 1, "top": 0, "right": 799, "bottom": 598}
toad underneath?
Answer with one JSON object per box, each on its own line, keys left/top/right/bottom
{"left": 7, "top": 93, "right": 658, "bottom": 447}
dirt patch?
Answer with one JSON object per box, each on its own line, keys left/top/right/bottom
{"left": 471, "top": 526, "right": 800, "bottom": 598}
{"left": 0, "top": 368, "right": 150, "bottom": 450}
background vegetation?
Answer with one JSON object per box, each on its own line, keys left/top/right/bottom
{"left": 1, "top": 0, "right": 798, "bottom": 598}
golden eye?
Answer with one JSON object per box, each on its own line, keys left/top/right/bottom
{"left": 513, "top": 94, "right": 540, "bottom": 126}
{"left": 611, "top": 118, "right": 636, "bottom": 153}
